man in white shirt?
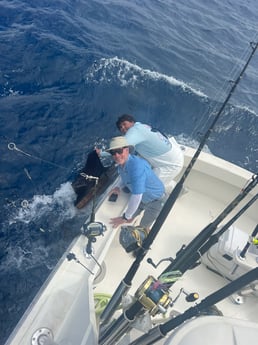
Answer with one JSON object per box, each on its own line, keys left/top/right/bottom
{"left": 116, "top": 114, "right": 184, "bottom": 190}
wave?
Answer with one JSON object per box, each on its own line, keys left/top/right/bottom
{"left": 232, "top": 104, "right": 257, "bottom": 117}
{"left": 85, "top": 56, "right": 208, "bottom": 98}
{"left": 84, "top": 56, "right": 257, "bottom": 124}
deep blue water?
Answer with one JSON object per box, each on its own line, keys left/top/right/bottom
{"left": 0, "top": 0, "right": 258, "bottom": 343}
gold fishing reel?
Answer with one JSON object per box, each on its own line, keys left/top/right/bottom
{"left": 135, "top": 276, "right": 172, "bottom": 316}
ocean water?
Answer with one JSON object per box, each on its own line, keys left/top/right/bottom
{"left": 0, "top": 0, "right": 258, "bottom": 343}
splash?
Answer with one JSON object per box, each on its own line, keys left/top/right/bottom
{"left": 85, "top": 57, "right": 207, "bottom": 98}
{"left": 9, "top": 182, "right": 77, "bottom": 225}
{"left": 1, "top": 182, "right": 82, "bottom": 272}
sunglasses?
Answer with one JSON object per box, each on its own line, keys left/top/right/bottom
{"left": 110, "top": 147, "right": 127, "bottom": 156}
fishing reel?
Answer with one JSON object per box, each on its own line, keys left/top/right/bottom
{"left": 135, "top": 274, "right": 200, "bottom": 317}
{"left": 135, "top": 276, "right": 172, "bottom": 316}
{"left": 83, "top": 221, "right": 106, "bottom": 238}
{"left": 82, "top": 221, "right": 106, "bottom": 255}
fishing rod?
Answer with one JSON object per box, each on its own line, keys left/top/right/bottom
{"left": 128, "top": 267, "right": 258, "bottom": 345}
{"left": 67, "top": 176, "right": 106, "bottom": 279}
{"left": 161, "top": 176, "right": 257, "bottom": 276}
{"left": 240, "top": 223, "right": 258, "bottom": 258}
{"left": 99, "top": 41, "right": 258, "bottom": 327}
{"left": 98, "top": 178, "right": 257, "bottom": 345}
{"left": 195, "top": 198, "right": 257, "bottom": 264}
{"left": 80, "top": 174, "right": 107, "bottom": 255}
{"left": 80, "top": 173, "right": 99, "bottom": 222}
{"left": 160, "top": 194, "right": 258, "bottom": 278}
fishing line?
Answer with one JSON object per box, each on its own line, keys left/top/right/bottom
{"left": 191, "top": 39, "right": 258, "bottom": 141}
{"left": 5, "top": 141, "right": 73, "bottom": 230}
{"left": 6, "top": 142, "right": 67, "bottom": 208}
{"left": 7, "top": 142, "right": 69, "bottom": 170}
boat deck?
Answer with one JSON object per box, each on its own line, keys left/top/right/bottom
{"left": 95, "top": 160, "right": 257, "bottom": 311}
{"left": 93, "top": 147, "right": 258, "bottom": 343}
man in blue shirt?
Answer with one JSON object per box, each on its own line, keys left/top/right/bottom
{"left": 106, "top": 136, "right": 165, "bottom": 230}
{"left": 116, "top": 114, "right": 184, "bottom": 191}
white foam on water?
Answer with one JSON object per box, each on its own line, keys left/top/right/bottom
{"left": 172, "top": 133, "right": 212, "bottom": 154}
{"left": 85, "top": 56, "right": 208, "bottom": 98}
{"left": 9, "top": 182, "right": 77, "bottom": 225}
{"left": 2, "top": 183, "right": 79, "bottom": 271}
{"left": 235, "top": 104, "right": 257, "bottom": 116}
{"left": 86, "top": 57, "right": 258, "bottom": 119}
{"left": 3, "top": 244, "right": 50, "bottom": 271}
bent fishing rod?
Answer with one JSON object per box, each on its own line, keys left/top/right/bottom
{"left": 99, "top": 41, "right": 258, "bottom": 327}
{"left": 98, "top": 177, "right": 257, "bottom": 345}
{"left": 128, "top": 267, "right": 258, "bottom": 345}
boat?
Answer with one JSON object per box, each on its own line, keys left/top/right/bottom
{"left": 4, "top": 44, "right": 258, "bottom": 345}
{"left": 4, "top": 144, "right": 258, "bottom": 345}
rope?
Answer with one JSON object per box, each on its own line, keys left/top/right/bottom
{"left": 132, "top": 227, "right": 149, "bottom": 247}
{"left": 94, "top": 293, "right": 123, "bottom": 317}
{"left": 94, "top": 293, "right": 112, "bottom": 317}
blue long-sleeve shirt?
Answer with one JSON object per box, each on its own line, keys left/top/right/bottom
{"left": 118, "top": 154, "right": 165, "bottom": 204}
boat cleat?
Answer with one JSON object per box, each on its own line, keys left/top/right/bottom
{"left": 31, "top": 327, "right": 56, "bottom": 345}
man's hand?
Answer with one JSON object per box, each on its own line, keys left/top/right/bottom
{"left": 109, "top": 187, "right": 120, "bottom": 195}
{"left": 109, "top": 216, "right": 127, "bottom": 229}
{"left": 110, "top": 216, "right": 133, "bottom": 229}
